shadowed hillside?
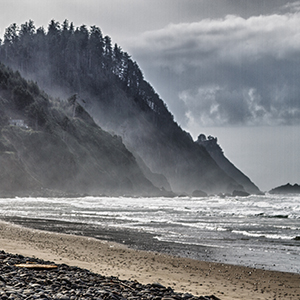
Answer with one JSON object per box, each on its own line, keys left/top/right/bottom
{"left": 0, "top": 63, "right": 161, "bottom": 197}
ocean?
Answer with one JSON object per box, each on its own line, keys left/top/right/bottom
{"left": 0, "top": 194, "right": 299, "bottom": 274}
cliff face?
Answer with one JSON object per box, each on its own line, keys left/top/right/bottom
{"left": 0, "top": 20, "right": 260, "bottom": 195}
{"left": 0, "top": 64, "right": 159, "bottom": 197}
{"left": 196, "top": 134, "right": 261, "bottom": 194}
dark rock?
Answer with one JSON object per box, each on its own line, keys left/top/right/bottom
{"left": 232, "top": 190, "right": 250, "bottom": 197}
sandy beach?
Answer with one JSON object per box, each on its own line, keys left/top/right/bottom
{"left": 0, "top": 220, "right": 299, "bottom": 300}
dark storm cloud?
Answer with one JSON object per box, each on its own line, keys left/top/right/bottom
{"left": 130, "top": 9, "right": 300, "bottom": 128}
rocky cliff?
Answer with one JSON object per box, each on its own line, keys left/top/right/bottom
{"left": 196, "top": 134, "right": 261, "bottom": 194}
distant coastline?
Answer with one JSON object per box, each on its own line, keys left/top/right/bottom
{"left": 269, "top": 183, "right": 300, "bottom": 194}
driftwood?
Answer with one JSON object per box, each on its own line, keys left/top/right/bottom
{"left": 15, "top": 263, "right": 57, "bottom": 270}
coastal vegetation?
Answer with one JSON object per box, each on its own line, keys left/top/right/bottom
{"left": 0, "top": 62, "right": 159, "bottom": 196}
{"left": 0, "top": 20, "right": 261, "bottom": 196}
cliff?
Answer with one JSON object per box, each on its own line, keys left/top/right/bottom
{"left": 196, "top": 134, "right": 261, "bottom": 194}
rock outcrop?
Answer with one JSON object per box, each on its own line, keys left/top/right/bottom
{"left": 196, "top": 134, "right": 261, "bottom": 195}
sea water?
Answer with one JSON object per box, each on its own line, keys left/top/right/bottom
{"left": 0, "top": 194, "right": 299, "bottom": 273}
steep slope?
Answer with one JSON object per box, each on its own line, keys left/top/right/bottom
{"left": 0, "top": 63, "right": 159, "bottom": 196}
{"left": 0, "top": 20, "right": 258, "bottom": 194}
{"left": 196, "top": 134, "right": 261, "bottom": 194}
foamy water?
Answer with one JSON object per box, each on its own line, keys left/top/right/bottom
{"left": 0, "top": 194, "right": 299, "bottom": 273}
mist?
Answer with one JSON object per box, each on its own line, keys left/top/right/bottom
{"left": 0, "top": 20, "right": 260, "bottom": 195}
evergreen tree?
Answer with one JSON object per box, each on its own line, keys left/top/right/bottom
{"left": 103, "top": 35, "right": 113, "bottom": 71}
{"left": 19, "top": 20, "right": 36, "bottom": 72}
{"left": 88, "top": 26, "right": 104, "bottom": 74}
{"left": 47, "top": 20, "right": 61, "bottom": 83}
{"left": 3, "top": 23, "right": 19, "bottom": 63}
{"left": 0, "top": 20, "right": 176, "bottom": 126}
{"left": 112, "top": 43, "right": 124, "bottom": 78}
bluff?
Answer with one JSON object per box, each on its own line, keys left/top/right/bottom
{"left": 0, "top": 63, "right": 160, "bottom": 197}
{"left": 0, "top": 20, "right": 261, "bottom": 195}
{"left": 196, "top": 134, "right": 261, "bottom": 195}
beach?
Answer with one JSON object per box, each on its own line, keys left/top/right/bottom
{"left": 0, "top": 221, "right": 299, "bottom": 299}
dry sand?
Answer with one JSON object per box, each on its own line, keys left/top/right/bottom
{"left": 0, "top": 220, "right": 299, "bottom": 300}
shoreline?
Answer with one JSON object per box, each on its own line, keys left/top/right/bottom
{"left": 0, "top": 221, "right": 299, "bottom": 299}
{"left": 2, "top": 215, "right": 298, "bottom": 274}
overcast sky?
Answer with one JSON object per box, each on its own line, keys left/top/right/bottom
{"left": 1, "top": 0, "right": 300, "bottom": 191}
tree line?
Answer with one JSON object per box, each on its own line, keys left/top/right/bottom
{"left": 0, "top": 20, "right": 174, "bottom": 126}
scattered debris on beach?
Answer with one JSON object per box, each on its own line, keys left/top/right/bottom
{"left": 0, "top": 251, "right": 221, "bottom": 300}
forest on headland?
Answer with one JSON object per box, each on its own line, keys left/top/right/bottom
{"left": 0, "top": 20, "right": 261, "bottom": 197}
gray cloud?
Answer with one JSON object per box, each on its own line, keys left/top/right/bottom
{"left": 129, "top": 10, "right": 300, "bottom": 131}
{"left": 1, "top": 1, "right": 300, "bottom": 130}
{"left": 1, "top": 0, "right": 293, "bottom": 47}
{"left": 281, "top": 0, "right": 300, "bottom": 12}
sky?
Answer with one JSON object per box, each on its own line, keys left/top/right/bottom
{"left": 1, "top": 0, "right": 300, "bottom": 191}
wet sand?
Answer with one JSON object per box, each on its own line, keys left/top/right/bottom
{"left": 0, "top": 220, "right": 299, "bottom": 300}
